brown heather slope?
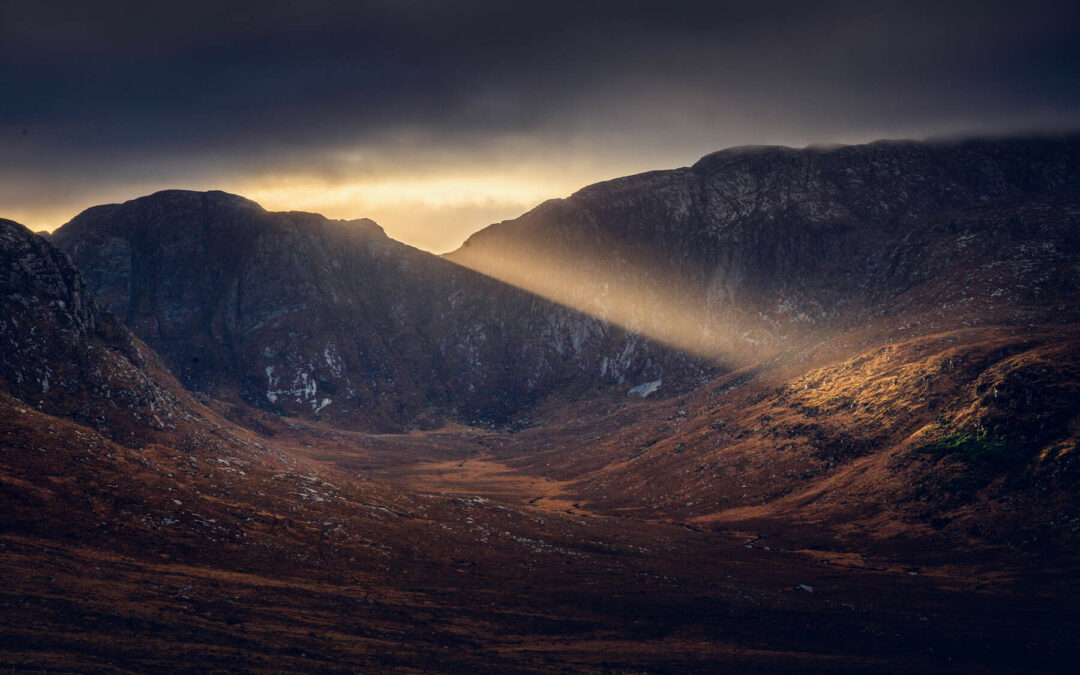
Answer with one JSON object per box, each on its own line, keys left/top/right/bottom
{"left": 5, "top": 383, "right": 1080, "bottom": 674}
{"left": 462, "top": 325, "right": 1080, "bottom": 559}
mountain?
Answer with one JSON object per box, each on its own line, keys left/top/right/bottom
{"left": 441, "top": 135, "right": 1080, "bottom": 555}
{"left": 449, "top": 136, "right": 1080, "bottom": 357}
{"left": 53, "top": 138, "right": 1080, "bottom": 435}
{"left": 0, "top": 217, "right": 192, "bottom": 441}
{"left": 52, "top": 191, "right": 698, "bottom": 432}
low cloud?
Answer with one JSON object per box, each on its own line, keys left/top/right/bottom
{"left": 3, "top": 1, "right": 1078, "bottom": 249}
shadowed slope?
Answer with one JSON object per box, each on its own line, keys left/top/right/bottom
{"left": 52, "top": 191, "right": 702, "bottom": 432}
{"left": 0, "top": 218, "right": 194, "bottom": 442}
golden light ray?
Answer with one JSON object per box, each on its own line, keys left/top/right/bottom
{"left": 448, "top": 238, "right": 771, "bottom": 366}
{"left": 233, "top": 173, "right": 587, "bottom": 253}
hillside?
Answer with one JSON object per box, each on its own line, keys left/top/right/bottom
{"left": 450, "top": 137, "right": 1080, "bottom": 357}
{"left": 52, "top": 191, "right": 698, "bottom": 432}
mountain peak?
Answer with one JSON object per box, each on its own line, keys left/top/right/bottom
{"left": 51, "top": 190, "right": 684, "bottom": 431}
{"left": 127, "top": 188, "right": 262, "bottom": 211}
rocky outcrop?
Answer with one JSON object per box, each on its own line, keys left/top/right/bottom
{"left": 0, "top": 218, "right": 187, "bottom": 439}
{"left": 53, "top": 191, "right": 695, "bottom": 431}
{"left": 450, "top": 137, "right": 1080, "bottom": 355}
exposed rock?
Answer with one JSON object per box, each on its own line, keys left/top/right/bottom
{"left": 53, "top": 191, "right": 695, "bottom": 431}
{"left": 450, "top": 137, "right": 1080, "bottom": 354}
{"left": 0, "top": 218, "right": 186, "bottom": 439}
{"left": 46, "top": 137, "right": 1080, "bottom": 432}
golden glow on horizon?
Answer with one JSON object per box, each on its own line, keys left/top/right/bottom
{"left": 27, "top": 165, "right": 608, "bottom": 253}
{"left": 237, "top": 173, "right": 571, "bottom": 252}
{"left": 16, "top": 137, "right": 659, "bottom": 252}
{"left": 242, "top": 175, "right": 558, "bottom": 211}
{"left": 238, "top": 161, "right": 621, "bottom": 253}
{"left": 5, "top": 206, "right": 77, "bottom": 234}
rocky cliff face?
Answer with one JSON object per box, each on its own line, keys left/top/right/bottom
{"left": 0, "top": 218, "right": 187, "bottom": 440}
{"left": 47, "top": 137, "right": 1080, "bottom": 432}
{"left": 449, "top": 137, "right": 1080, "bottom": 356}
{"left": 53, "top": 191, "right": 695, "bottom": 431}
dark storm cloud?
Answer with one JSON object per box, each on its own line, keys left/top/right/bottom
{"left": 3, "top": 0, "right": 1080, "bottom": 235}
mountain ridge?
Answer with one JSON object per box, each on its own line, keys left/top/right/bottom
{"left": 46, "top": 135, "right": 1080, "bottom": 432}
{"left": 449, "top": 135, "right": 1080, "bottom": 359}
{"left": 52, "top": 190, "right": 696, "bottom": 431}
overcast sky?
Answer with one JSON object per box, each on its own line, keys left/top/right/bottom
{"left": 3, "top": 0, "right": 1079, "bottom": 251}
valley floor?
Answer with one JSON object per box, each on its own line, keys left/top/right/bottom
{"left": 3, "top": 325, "right": 1079, "bottom": 673}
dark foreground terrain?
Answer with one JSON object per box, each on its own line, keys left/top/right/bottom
{"left": 2, "top": 323, "right": 1078, "bottom": 673}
